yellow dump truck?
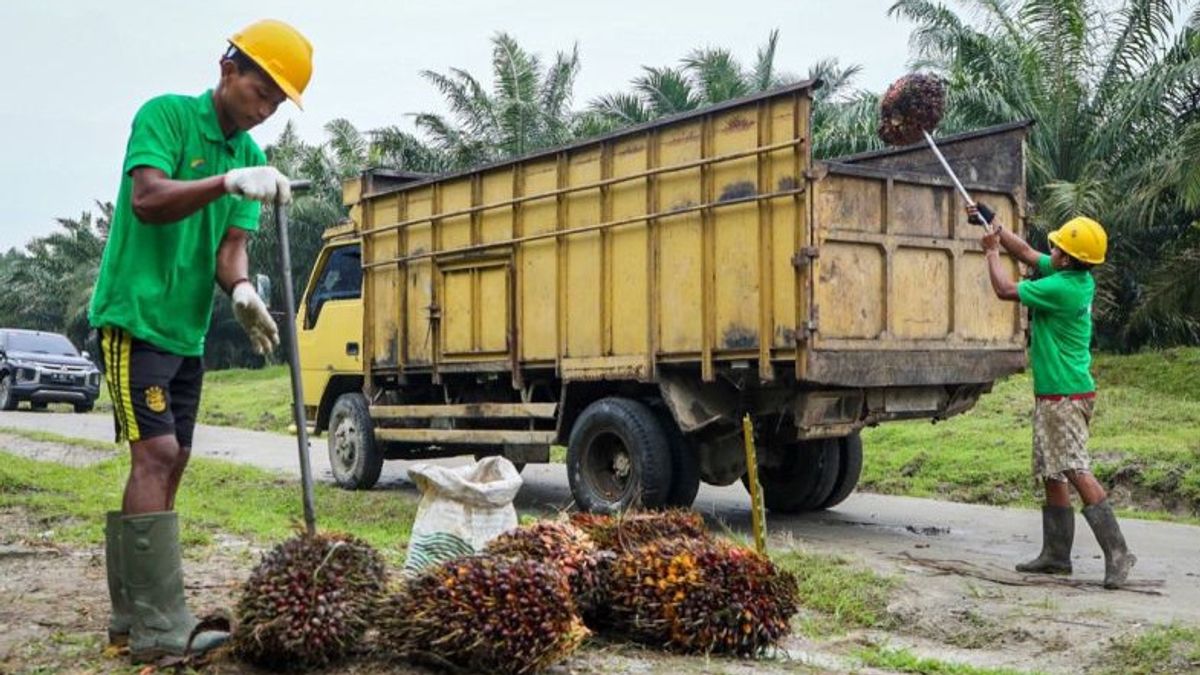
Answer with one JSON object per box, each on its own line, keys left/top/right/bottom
{"left": 296, "top": 80, "right": 1029, "bottom": 513}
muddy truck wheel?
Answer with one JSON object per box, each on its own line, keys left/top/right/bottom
{"left": 818, "top": 433, "right": 864, "bottom": 510}
{"left": 744, "top": 437, "right": 841, "bottom": 514}
{"left": 567, "top": 397, "right": 672, "bottom": 513}
{"left": 328, "top": 393, "right": 383, "bottom": 490}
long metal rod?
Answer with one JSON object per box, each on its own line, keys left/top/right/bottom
{"left": 275, "top": 180, "right": 316, "bottom": 535}
{"left": 922, "top": 130, "right": 975, "bottom": 206}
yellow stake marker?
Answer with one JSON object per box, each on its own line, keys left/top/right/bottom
{"left": 742, "top": 414, "right": 766, "bottom": 555}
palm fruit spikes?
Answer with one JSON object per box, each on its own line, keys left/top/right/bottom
{"left": 232, "top": 532, "right": 387, "bottom": 670}
{"left": 877, "top": 73, "right": 946, "bottom": 146}
{"left": 602, "top": 537, "right": 799, "bottom": 656}
{"left": 569, "top": 509, "right": 709, "bottom": 553}
{"left": 484, "top": 520, "right": 603, "bottom": 615}
{"left": 380, "top": 555, "right": 588, "bottom": 675}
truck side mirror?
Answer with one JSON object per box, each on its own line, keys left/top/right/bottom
{"left": 255, "top": 273, "right": 273, "bottom": 309}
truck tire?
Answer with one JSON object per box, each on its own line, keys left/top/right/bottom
{"left": 31, "top": 402, "right": 47, "bottom": 411}
{"left": 746, "top": 437, "right": 840, "bottom": 514}
{"left": 0, "top": 375, "right": 16, "bottom": 411}
{"left": 656, "top": 410, "right": 701, "bottom": 508}
{"left": 74, "top": 402, "right": 95, "bottom": 414}
{"left": 567, "top": 397, "right": 673, "bottom": 513}
{"left": 328, "top": 393, "right": 383, "bottom": 490}
{"left": 817, "top": 433, "right": 864, "bottom": 510}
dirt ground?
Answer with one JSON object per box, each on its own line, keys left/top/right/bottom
{"left": 1, "top": 434, "right": 1195, "bottom": 674}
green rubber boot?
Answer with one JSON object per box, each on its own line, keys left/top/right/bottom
{"left": 105, "top": 511, "right": 132, "bottom": 646}
{"left": 121, "top": 511, "right": 228, "bottom": 663}
{"left": 1082, "top": 500, "right": 1137, "bottom": 589}
{"left": 1015, "top": 504, "right": 1074, "bottom": 575}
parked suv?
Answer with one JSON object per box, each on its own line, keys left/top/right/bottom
{"left": 0, "top": 329, "right": 101, "bottom": 413}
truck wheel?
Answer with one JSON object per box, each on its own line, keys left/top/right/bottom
{"left": 746, "top": 437, "right": 840, "bottom": 514}
{"left": 567, "top": 397, "right": 672, "bottom": 513}
{"left": 817, "top": 433, "right": 864, "bottom": 510}
{"left": 328, "top": 393, "right": 383, "bottom": 490}
{"left": 74, "top": 402, "right": 95, "bottom": 414}
{"left": 0, "top": 375, "right": 16, "bottom": 411}
{"left": 656, "top": 410, "right": 701, "bottom": 508}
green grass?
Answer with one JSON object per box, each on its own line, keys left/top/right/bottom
{"left": 861, "top": 348, "right": 1200, "bottom": 517}
{"left": 858, "top": 645, "right": 1042, "bottom": 675}
{"left": 0, "top": 446, "right": 417, "bottom": 561}
{"left": 97, "top": 364, "right": 294, "bottom": 433}
{"left": 772, "top": 549, "right": 897, "bottom": 636}
{"left": 1096, "top": 624, "right": 1200, "bottom": 675}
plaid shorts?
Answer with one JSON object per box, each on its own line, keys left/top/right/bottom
{"left": 1032, "top": 395, "right": 1094, "bottom": 481}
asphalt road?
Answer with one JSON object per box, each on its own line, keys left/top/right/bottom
{"left": 3, "top": 408, "right": 1198, "bottom": 628}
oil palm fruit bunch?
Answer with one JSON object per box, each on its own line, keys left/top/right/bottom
{"left": 233, "top": 532, "right": 387, "bottom": 670}
{"left": 604, "top": 537, "right": 798, "bottom": 656}
{"left": 380, "top": 555, "right": 588, "bottom": 675}
{"left": 569, "top": 509, "right": 709, "bottom": 553}
{"left": 484, "top": 520, "right": 603, "bottom": 615}
{"left": 877, "top": 73, "right": 945, "bottom": 146}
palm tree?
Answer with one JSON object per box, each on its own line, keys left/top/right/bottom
{"left": 0, "top": 204, "right": 110, "bottom": 347}
{"left": 587, "top": 30, "right": 798, "bottom": 132}
{"left": 412, "top": 32, "right": 582, "bottom": 169}
{"left": 889, "top": 0, "right": 1200, "bottom": 349}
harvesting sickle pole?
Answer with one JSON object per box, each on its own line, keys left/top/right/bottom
{"left": 879, "top": 74, "right": 993, "bottom": 227}
{"left": 274, "top": 179, "right": 317, "bottom": 535}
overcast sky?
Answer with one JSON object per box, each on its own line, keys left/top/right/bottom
{"left": 0, "top": 1, "right": 916, "bottom": 251}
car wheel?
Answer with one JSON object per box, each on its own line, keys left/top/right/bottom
{"left": 74, "top": 402, "right": 95, "bottom": 414}
{"left": 328, "top": 393, "right": 383, "bottom": 490}
{"left": 0, "top": 375, "right": 16, "bottom": 411}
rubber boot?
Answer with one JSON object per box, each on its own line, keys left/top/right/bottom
{"left": 1015, "top": 504, "right": 1074, "bottom": 575}
{"left": 121, "top": 511, "right": 228, "bottom": 663}
{"left": 105, "top": 511, "right": 132, "bottom": 646}
{"left": 1082, "top": 500, "right": 1137, "bottom": 589}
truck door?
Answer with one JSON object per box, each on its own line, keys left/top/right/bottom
{"left": 297, "top": 243, "right": 364, "bottom": 408}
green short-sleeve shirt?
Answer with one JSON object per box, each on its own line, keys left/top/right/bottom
{"left": 1017, "top": 254, "right": 1096, "bottom": 395}
{"left": 89, "top": 90, "right": 266, "bottom": 356}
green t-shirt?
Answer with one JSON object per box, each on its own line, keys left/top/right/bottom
{"left": 1017, "top": 255, "right": 1096, "bottom": 395}
{"left": 89, "top": 90, "right": 265, "bottom": 356}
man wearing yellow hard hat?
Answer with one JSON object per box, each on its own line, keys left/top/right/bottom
{"left": 88, "top": 19, "right": 313, "bottom": 662}
{"left": 970, "top": 205, "right": 1136, "bottom": 590}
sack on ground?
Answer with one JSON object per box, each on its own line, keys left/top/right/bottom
{"left": 403, "top": 456, "right": 523, "bottom": 574}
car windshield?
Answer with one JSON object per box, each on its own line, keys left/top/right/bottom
{"left": 6, "top": 332, "right": 79, "bottom": 356}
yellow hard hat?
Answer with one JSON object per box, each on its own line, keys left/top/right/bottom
{"left": 229, "top": 19, "right": 313, "bottom": 109}
{"left": 1048, "top": 216, "right": 1107, "bottom": 265}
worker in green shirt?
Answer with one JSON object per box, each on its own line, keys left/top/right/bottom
{"left": 87, "top": 19, "right": 313, "bottom": 662}
{"left": 971, "top": 204, "right": 1135, "bottom": 590}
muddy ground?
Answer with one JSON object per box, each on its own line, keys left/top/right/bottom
{"left": 2, "top": 430, "right": 1196, "bottom": 674}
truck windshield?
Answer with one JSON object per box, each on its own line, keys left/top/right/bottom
{"left": 7, "top": 332, "right": 78, "bottom": 356}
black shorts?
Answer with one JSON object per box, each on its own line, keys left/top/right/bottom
{"left": 97, "top": 327, "right": 204, "bottom": 448}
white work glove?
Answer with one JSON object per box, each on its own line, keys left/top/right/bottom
{"left": 223, "top": 166, "right": 292, "bottom": 204}
{"left": 231, "top": 281, "right": 280, "bottom": 355}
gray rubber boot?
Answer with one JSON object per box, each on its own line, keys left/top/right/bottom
{"left": 1015, "top": 504, "right": 1074, "bottom": 575}
{"left": 105, "top": 511, "right": 132, "bottom": 646}
{"left": 1082, "top": 500, "right": 1137, "bottom": 589}
{"left": 121, "top": 511, "right": 228, "bottom": 663}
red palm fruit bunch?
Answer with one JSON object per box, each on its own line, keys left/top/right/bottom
{"left": 603, "top": 537, "right": 799, "bottom": 657}
{"left": 233, "top": 532, "right": 388, "bottom": 670}
{"left": 379, "top": 555, "right": 589, "bottom": 675}
{"left": 484, "top": 520, "right": 603, "bottom": 615}
{"left": 877, "top": 73, "right": 946, "bottom": 146}
{"left": 569, "top": 509, "right": 709, "bottom": 553}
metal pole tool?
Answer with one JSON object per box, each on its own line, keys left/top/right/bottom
{"left": 274, "top": 179, "right": 317, "bottom": 535}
